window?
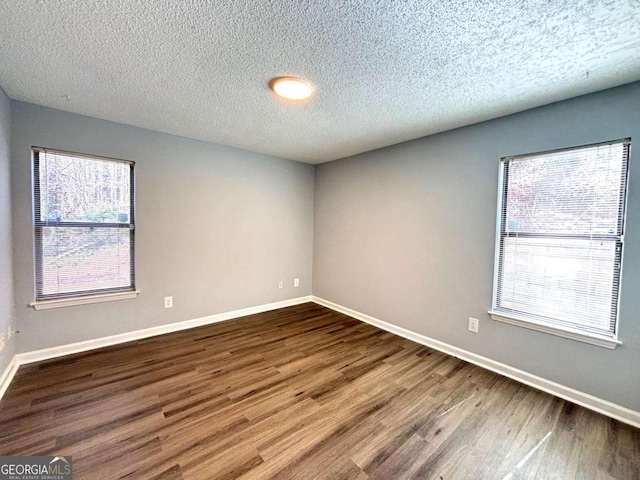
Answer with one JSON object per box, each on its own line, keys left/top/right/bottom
{"left": 490, "top": 139, "right": 630, "bottom": 349}
{"left": 32, "top": 148, "right": 136, "bottom": 309}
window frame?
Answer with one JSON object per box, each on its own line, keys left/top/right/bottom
{"left": 489, "top": 139, "right": 630, "bottom": 349}
{"left": 30, "top": 147, "right": 139, "bottom": 309}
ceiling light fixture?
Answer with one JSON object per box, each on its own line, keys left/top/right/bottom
{"left": 269, "top": 77, "right": 314, "bottom": 101}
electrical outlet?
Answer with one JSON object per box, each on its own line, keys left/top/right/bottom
{"left": 164, "top": 296, "right": 173, "bottom": 308}
{"left": 278, "top": 281, "right": 283, "bottom": 289}
{"left": 468, "top": 317, "right": 479, "bottom": 333}
{"left": 0, "top": 333, "right": 5, "bottom": 352}
{"left": 294, "top": 278, "right": 300, "bottom": 287}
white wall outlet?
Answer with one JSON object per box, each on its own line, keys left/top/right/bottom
{"left": 278, "top": 281, "right": 283, "bottom": 289}
{"left": 294, "top": 278, "right": 300, "bottom": 287}
{"left": 468, "top": 317, "right": 479, "bottom": 333}
{"left": 0, "top": 333, "right": 5, "bottom": 352}
{"left": 164, "top": 296, "right": 173, "bottom": 309}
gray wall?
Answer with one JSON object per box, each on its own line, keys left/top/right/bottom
{"left": 6, "top": 84, "right": 640, "bottom": 412}
{"left": 11, "top": 102, "right": 314, "bottom": 353}
{"left": 313, "top": 81, "right": 640, "bottom": 411}
{"left": 0, "top": 88, "right": 15, "bottom": 375}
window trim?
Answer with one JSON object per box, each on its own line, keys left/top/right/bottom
{"left": 490, "top": 139, "right": 630, "bottom": 349}
{"left": 30, "top": 290, "right": 140, "bottom": 310}
{"left": 32, "top": 147, "right": 137, "bottom": 307}
{"left": 488, "top": 310, "right": 622, "bottom": 349}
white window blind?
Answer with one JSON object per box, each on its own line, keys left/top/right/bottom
{"left": 493, "top": 139, "right": 630, "bottom": 340}
{"left": 33, "top": 148, "right": 135, "bottom": 300}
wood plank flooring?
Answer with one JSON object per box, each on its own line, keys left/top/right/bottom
{"left": 1, "top": 303, "right": 639, "bottom": 479}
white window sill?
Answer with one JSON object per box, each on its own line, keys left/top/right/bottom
{"left": 488, "top": 310, "right": 621, "bottom": 350}
{"left": 30, "top": 290, "right": 140, "bottom": 310}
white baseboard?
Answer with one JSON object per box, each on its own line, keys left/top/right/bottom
{"left": 3, "top": 294, "right": 639, "bottom": 429}
{"left": 311, "top": 296, "right": 640, "bottom": 429}
{"left": 0, "top": 296, "right": 312, "bottom": 400}
{"left": 0, "top": 355, "right": 19, "bottom": 400}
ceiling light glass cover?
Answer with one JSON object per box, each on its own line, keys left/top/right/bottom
{"left": 269, "top": 77, "right": 313, "bottom": 100}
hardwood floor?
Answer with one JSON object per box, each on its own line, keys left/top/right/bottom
{"left": 1, "top": 303, "right": 638, "bottom": 479}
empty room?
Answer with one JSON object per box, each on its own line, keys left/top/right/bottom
{"left": 0, "top": 1, "right": 639, "bottom": 479}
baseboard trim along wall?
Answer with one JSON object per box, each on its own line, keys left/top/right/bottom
{"left": 0, "top": 296, "right": 312, "bottom": 400}
{"left": 2, "top": 294, "right": 639, "bottom": 429}
{"left": 311, "top": 296, "right": 640, "bottom": 429}
{"left": 0, "top": 356, "right": 19, "bottom": 401}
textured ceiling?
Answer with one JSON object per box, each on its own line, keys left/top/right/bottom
{"left": 1, "top": 1, "right": 639, "bottom": 164}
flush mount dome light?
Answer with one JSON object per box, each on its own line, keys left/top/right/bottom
{"left": 269, "top": 76, "right": 313, "bottom": 101}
